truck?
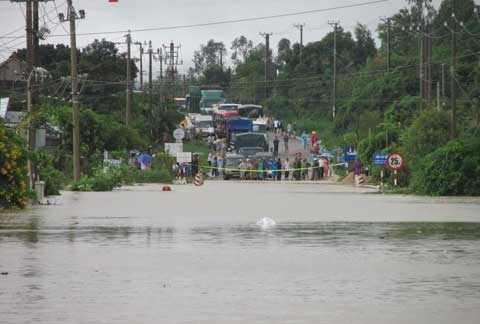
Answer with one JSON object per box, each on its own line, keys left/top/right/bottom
{"left": 186, "top": 85, "right": 224, "bottom": 114}
{"left": 228, "top": 132, "right": 269, "bottom": 157}
{"left": 227, "top": 117, "right": 253, "bottom": 141}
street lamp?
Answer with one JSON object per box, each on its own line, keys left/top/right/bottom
{"left": 27, "top": 67, "right": 48, "bottom": 189}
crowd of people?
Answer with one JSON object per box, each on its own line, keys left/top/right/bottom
{"left": 204, "top": 152, "right": 332, "bottom": 181}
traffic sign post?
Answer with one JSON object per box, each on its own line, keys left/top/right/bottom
{"left": 173, "top": 128, "right": 185, "bottom": 143}
{"left": 386, "top": 152, "right": 405, "bottom": 188}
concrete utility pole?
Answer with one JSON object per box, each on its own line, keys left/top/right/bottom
{"left": 259, "top": 32, "right": 272, "bottom": 100}
{"left": 418, "top": 1, "right": 433, "bottom": 104}
{"left": 294, "top": 23, "right": 305, "bottom": 63}
{"left": 158, "top": 48, "right": 163, "bottom": 104}
{"left": 25, "top": 0, "right": 35, "bottom": 154}
{"left": 441, "top": 63, "right": 446, "bottom": 106}
{"left": 154, "top": 48, "right": 163, "bottom": 105}
{"left": 328, "top": 21, "right": 340, "bottom": 119}
{"left": 148, "top": 41, "right": 153, "bottom": 111}
{"left": 125, "top": 31, "right": 131, "bottom": 126}
{"left": 380, "top": 17, "right": 391, "bottom": 72}
{"left": 134, "top": 41, "right": 144, "bottom": 91}
{"left": 60, "top": 0, "right": 85, "bottom": 181}
{"left": 162, "top": 41, "right": 182, "bottom": 101}
{"left": 449, "top": 24, "right": 457, "bottom": 139}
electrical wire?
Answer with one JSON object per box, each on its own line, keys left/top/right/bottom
{"left": 0, "top": 0, "right": 392, "bottom": 39}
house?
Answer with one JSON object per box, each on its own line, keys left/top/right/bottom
{"left": 0, "top": 55, "right": 28, "bottom": 86}
{"left": 0, "top": 97, "right": 60, "bottom": 149}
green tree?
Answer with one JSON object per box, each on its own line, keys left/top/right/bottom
{"left": 0, "top": 123, "right": 28, "bottom": 208}
{"left": 231, "top": 36, "right": 253, "bottom": 63}
{"left": 411, "top": 137, "right": 480, "bottom": 195}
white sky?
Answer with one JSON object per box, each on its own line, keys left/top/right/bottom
{"left": 0, "top": 0, "right": 450, "bottom": 79}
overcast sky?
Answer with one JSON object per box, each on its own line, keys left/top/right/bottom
{"left": 0, "top": 0, "right": 453, "bottom": 78}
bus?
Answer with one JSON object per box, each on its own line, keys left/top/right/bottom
{"left": 213, "top": 110, "right": 239, "bottom": 138}
{"left": 218, "top": 103, "right": 241, "bottom": 112}
{"left": 238, "top": 104, "right": 263, "bottom": 119}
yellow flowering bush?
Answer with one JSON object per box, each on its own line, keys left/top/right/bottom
{"left": 0, "top": 123, "right": 28, "bottom": 209}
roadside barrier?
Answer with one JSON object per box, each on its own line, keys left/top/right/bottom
{"left": 194, "top": 173, "right": 203, "bottom": 186}
{"left": 198, "top": 162, "right": 346, "bottom": 173}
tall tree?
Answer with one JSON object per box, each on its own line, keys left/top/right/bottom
{"left": 231, "top": 36, "right": 253, "bottom": 63}
{"left": 353, "top": 23, "right": 377, "bottom": 66}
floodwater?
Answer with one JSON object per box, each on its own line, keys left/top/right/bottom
{"left": 1, "top": 182, "right": 480, "bottom": 324}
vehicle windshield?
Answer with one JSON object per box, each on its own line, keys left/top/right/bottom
{"left": 252, "top": 124, "right": 267, "bottom": 132}
{"left": 225, "top": 157, "right": 242, "bottom": 167}
{"left": 197, "top": 121, "right": 213, "bottom": 128}
{"left": 220, "top": 105, "right": 238, "bottom": 111}
{"left": 234, "top": 133, "right": 266, "bottom": 149}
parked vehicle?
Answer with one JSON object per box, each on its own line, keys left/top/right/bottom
{"left": 229, "top": 132, "right": 269, "bottom": 154}
{"left": 238, "top": 147, "right": 264, "bottom": 158}
{"left": 219, "top": 103, "right": 240, "bottom": 112}
{"left": 213, "top": 110, "right": 239, "bottom": 138}
{"left": 252, "top": 117, "right": 268, "bottom": 133}
{"left": 227, "top": 117, "right": 253, "bottom": 142}
{"left": 194, "top": 115, "right": 214, "bottom": 138}
{"left": 238, "top": 104, "right": 263, "bottom": 119}
{"left": 223, "top": 153, "right": 243, "bottom": 180}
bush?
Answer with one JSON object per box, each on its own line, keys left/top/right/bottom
{"left": 70, "top": 166, "right": 123, "bottom": 192}
{"left": 70, "top": 163, "right": 173, "bottom": 192}
{"left": 0, "top": 124, "right": 29, "bottom": 208}
{"left": 32, "top": 149, "right": 67, "bottom": 196}
{"left": 410, "top": 138, "right": 480, "bottom": 196}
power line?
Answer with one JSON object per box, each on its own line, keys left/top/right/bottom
{"left": 0, "top": 0, "right": 391, "bottom": 39}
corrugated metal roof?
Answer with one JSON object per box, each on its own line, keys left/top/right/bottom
{"left": 0, "top": 98, "right": 9, "bottom": 119}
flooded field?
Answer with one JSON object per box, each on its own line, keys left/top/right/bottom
{"left": 1, "top": 182, "right": 480, "bottom": 324}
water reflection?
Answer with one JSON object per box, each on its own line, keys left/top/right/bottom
{"left": 190, "top": 222, "right": 480, "bottom": 247}
{"left": 0, "top": 222, "right": 176, "bottom": 245}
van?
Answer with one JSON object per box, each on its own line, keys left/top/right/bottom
{"left": 223, "top": 153, "right": 243, "bottom": 180}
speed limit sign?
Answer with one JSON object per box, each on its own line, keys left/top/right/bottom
{"left": 386, "top": 152, "right": 405, "bottom": 171}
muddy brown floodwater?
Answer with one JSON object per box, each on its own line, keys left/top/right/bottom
{"left": 1, "top": 182, "right": 480, "bottom": 324}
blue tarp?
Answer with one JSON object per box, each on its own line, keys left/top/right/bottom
{"left": 228, "top": 118, "right": 253, "bottom": 132}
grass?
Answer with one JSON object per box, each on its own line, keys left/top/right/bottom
{"left": 182, "top": 139, "right": 211, "bottom": 169}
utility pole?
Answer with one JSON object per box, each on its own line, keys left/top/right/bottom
{"left": 25, "top": 0, "right": 35, "bottom": 156}
{"left": 125, "top": 31, "right": 131, "bottom": 126}
{"left": 380, "top": 17, "right": 391, "bottom": 72}
{"left": 259, "top": 32, "right": 272, "bottom": 100}
{"left": 148, "top": 41, "right": 153, "bottom": 111}
{"left": 436, "top": 82, "right": 440, "bottom": 110}
{"left": 294, "top": 23, "right": 305, "bottom": 63}
{"left": 162, "top": 41, "right": 182, "bottom": 101}
{"left": 219, "top": 46, "right": 224, "bottom": 67}
{"left": 450, "top": 25, "right": 456, "bottom": 139}
{"left": 154, "top": 48, "right": 163, "bottom": 105}
{"left": 426, "top": 23, "right": 432, "bottom": 101}
{"left": 60, "top": 0, "right": 85, "bottom": 181}
{"left": 328, "top": 21, "right": 339, "bottom": 119}
{"left": 134, "top": 41, "right": 144, "bottom": 91}
{"left": 159, "top": 48, "right": 163, "bottom": 104}
{"left": 441, "top": 63, "right": 446, "bottom": 106}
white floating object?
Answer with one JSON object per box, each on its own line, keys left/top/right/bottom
{"left": 256, "top": 217, "right": 276, "bottom": 227}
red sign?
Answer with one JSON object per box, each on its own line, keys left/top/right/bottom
{"left": 109, "top": 0, "right": 118, "bottom": 3}
{"left": 386, "top": 152, "right": 405, "bottom": 171}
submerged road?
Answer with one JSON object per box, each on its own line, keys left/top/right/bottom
{"left": 1, "top": 182, "right": 480, "bottom": 324}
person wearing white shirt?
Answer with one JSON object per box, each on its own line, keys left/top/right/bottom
{"left": 283, "top": 158, "right": 290, "bottom": 180}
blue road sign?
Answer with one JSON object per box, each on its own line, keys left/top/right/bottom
{"left": 344, "top": 146, "right": 357, "bottom": 161}
{"left": 373, "top": 153, "right": 388, "bottom": 166}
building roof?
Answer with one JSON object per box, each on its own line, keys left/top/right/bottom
{"left": 0, "top": 97, "right": 9, "bottom": 119}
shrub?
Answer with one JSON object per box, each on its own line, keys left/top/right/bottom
{"left": 70, "top": 166, "right": 123, "bottom": 192}
{"left": 32, "top": 149, "right": 67, "bottom": 196}
{"left": 0, "top": 123, "right": 29, "bottom": 208}
{"left": 410, "top": 138, "right": 480, "bottom": 196}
